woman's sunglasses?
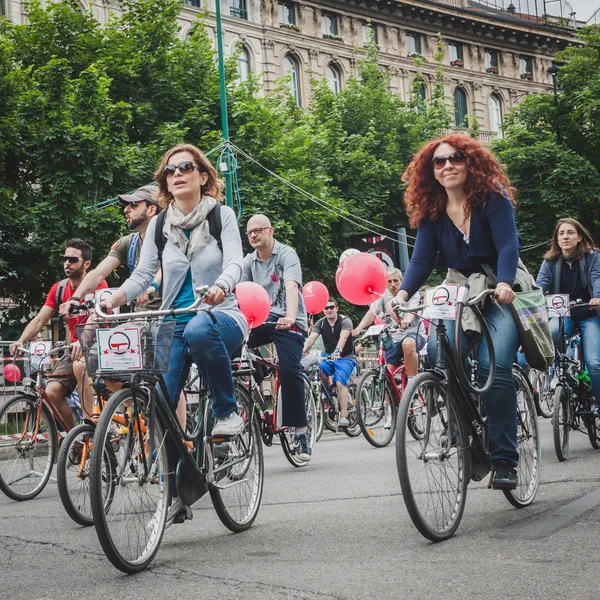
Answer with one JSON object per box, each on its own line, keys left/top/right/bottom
{"left": 431, "top": 151, "right": 466, "bottom": 169}
{"left": 163, "top": 161, "right": 197, "bottom": 177}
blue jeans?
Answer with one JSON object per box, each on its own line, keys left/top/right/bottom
{"left": 550, "top": 314, "right": 600, "bottom": 408}
{"left": 428, "top": 302, "right": 520, "bottom": 466}
{"left": 162, "top": 312, "right": 244, "bottom": 418}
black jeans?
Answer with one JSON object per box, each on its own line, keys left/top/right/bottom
{"left": 248, "top": 324, "right": 307, "bottom": 428}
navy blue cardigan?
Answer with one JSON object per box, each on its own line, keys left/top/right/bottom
{"left": 401, "top": 191, "right": 521, "bottom": 297}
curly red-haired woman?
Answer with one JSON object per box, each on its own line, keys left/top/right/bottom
{"left": 394, "top": 134, "right": 521, "bottom": 490}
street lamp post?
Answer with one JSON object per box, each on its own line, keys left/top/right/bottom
{"left": 548, "top": 61, "right": 562, "bottom": 144}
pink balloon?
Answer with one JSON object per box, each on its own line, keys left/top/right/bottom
{"left": 4, "top": 364, "right": 21, "bottom": 383}
{"left": 235, "top": 282, "right": 271, "bottom": 328}
{"left": 302, "top": 281, "right": 329, "bottom": 315}
{"left": 336, "top": 252, "right": 387, "bottom": 306}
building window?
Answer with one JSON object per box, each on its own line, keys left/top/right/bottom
{"left": 184, "top": 0, "right": 202, "bottom": 7}
{"left": 322, "top": 13, "right": 340, "bottom": 39}
{"left": 362, "top": 22, "right": 378, "bottom": 46}
{"left": 230, "top": 0, "right": 248, "bottom": 20}
{"left": 406, "top": 33, "right": 422, "bottom": 57}
{"left": 485, "top": 50, "right": 499, "bottom": 74}
{"left": 283, "top": 55, "right": 302, "bottom": 106}
{"left": 454, "top": 87, "right": 468, "bottom": 127}
{"left": 237, "top": 45, "right": 251, "bottom": 82}
{"left": 449, "top": 42, "right": 464, "bottom": 67}
{"left": 326, "top": 64, "right": 342, "bottom": 94}
{"left": 413, "top": 79, "right": 427, "bottom": 102}
{"left": 489, "top": 93, "right": 503, "bottom": 138}
{"left": 520, "top": 56, "right": 533, "bottom": 80}
{"left": 279, "top": 2, "right": 297, "bottom": 29}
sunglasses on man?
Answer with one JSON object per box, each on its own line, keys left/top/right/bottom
{"left": 324, "top": 305, "right": 337, "bottom": 311}
{"left": 63, "top": 256, "right": 82, "bottom": 264}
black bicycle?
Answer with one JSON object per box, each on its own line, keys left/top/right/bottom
{"left": 395, "top": 285, "right": 540, "bottom": 542}
{"left": 87, "top": 287, "right": 264, "bottom": 573}
{"left": 549, "top": 300, "right": 600, "bottom": 461}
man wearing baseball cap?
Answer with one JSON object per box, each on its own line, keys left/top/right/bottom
{"left": 61, "top": 185, "right": 162, "bottom": 312}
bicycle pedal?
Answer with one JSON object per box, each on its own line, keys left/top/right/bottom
{"left": 487, "top": 470, "right": 494, "bottom": 489}
{"left": 173, "top": 509, "right": 190, "bottom": 525}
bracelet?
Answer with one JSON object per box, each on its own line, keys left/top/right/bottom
{"left": 70, "top": 296, "right": 81, "bottom": 302}
{"left": 214, "top": 282, "right": 229, "bottom": 295}
{"left": 150, "top": 281, "right": 159, "bottom": 292}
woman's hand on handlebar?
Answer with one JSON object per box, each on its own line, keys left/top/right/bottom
{"left": 135, "top": 286, "right": 155, "bottom": 306}
{"left": 495, "top": 282, "right": 515, "bottom": 305}
{"left": 204, "top": 285, "right": 225, "bottom": 306}
{"left": 590, "top": 298, "right": 600, "bottom": 308}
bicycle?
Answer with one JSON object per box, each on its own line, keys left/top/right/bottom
{"left": 233, "top": 334, "right": 317, "bottom": 468}
{"left": 549, "top": 300, "right": 600, "bottom": 461}
{"left": 395, "top": 285, "right": 541, "bottom": 542}
{"left": 355, "top": 320, "right": 428, "bottom": 448}
{"left": 0, "top": 343, "right": 79, "bottom": 501}
{"left": 528, "top": 365, "right": 557, "bottom": 419}
{"left": 87, "top": 287, "right": 264, "bottom": 573}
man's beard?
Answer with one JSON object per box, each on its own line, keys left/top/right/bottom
{"left": 127, "top": 212, "right": 149, "bottom": 231}
{"left": 67, "top": 264, "right": 85, "bottom": 280}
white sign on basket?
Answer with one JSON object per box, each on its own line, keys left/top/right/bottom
{"left": 423, "top": 284, "right": 460, "bottom": 321}
{"left": 95, "top": 288, "right": 121, "bottom": 314}
{"left": 546, "top": 294, "right": 570, "bottom": 317}
{"left": 365, "top": 324, "right": 384, "bottom": 337}
{"left": 29, "top": 341, "right": 52, "bottom": 369}
{"left": 97, "top": 326, "right": 142, "bottom": 371}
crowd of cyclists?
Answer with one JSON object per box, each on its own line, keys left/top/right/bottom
{"left": 5, "top": 133, "right": 600, "bottom": 539}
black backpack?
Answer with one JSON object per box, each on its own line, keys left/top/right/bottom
{"left": 154, "top": 204, "right": 223, "bottom": 261}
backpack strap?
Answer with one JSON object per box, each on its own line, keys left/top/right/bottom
{"left": 55, "top": 278, "right": 69, "bottom": 307}
{"left": 552, "top": 256, "right": 562, "bottom": 295}
{"left": 127, "top": 233, "right": 141, "bottom": 274}
{"left": 580, "top": 255, "right": 590, "bottom": 292}
{"left": 154, "top": 210, "right": 167, "bottom": 261}
{"left": 207, "top": 204, "right": 223, "bottom": 252}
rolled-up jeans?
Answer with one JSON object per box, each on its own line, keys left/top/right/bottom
{"left": 550, "top": 314, "right": 600, "bottom": 408}
{"left": 427, "top": 302, "right": 520, "bottom": 466}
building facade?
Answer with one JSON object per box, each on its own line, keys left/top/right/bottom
{"left": 2, "top": 0, "right": 578, "bottom": 141}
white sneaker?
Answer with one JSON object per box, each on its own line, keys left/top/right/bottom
{"left": 338, "top": 416, "right": 350, "bottom": 428}
{"left": 383, "top": 404, "right": 393, "bottom": 429}
{"left": 212, "top": 411, "right": 245, "bottom": 437}
{"left": 165, "top": 497, "right": 193, "bottom": 530}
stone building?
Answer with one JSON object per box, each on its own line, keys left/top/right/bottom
{"left": 2, "top": 0, "right": 579, "bottom": 142}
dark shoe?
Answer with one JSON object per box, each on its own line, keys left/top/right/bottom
{"left": 294, "top": 433, "right": 312, "bottom": 462}
{"left": 491, "top": 461, "right": 518, "bottom": 490}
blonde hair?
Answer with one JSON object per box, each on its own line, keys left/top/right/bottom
{"left": 154, "top": 144, "right": 225, "bottom": 209}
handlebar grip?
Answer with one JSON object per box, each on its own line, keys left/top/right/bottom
{"left": 456, "top": 284, "right": 470, "bottom": 306}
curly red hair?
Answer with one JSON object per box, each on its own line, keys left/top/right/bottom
{"left": 401, "top": 134, "right": 516, "bottom": 228}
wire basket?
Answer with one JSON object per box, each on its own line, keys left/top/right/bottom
{"left": 75, "top": 318, "right": 176, "bottom": 377}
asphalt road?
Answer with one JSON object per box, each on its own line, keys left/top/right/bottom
{"left": 0, "top": 418, "right": 599, "bottom": 600}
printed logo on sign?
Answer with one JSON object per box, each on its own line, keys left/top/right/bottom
{"left": 97, "top": 327, "right": 142, "bottom": 371}
{"left": 33, "top": 343, "right": 47, "bottom": 356}
{"left": 106, "top": 331, "right": 133, "bottom": 355}
{"left": 432, "top": 287, "right": 451, "bottom": 306}
{"left": 423, "top": 284, "right": 459, "bottom": 320}
{"left": 552, "top": 296, "right": 565, "bottom": 309}
{"left": 546, "top": 294, "right": 570, "bottom": 317}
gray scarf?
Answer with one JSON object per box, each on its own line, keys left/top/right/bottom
{"left": 164, "top": 196, "right": 218, "bottom": 258}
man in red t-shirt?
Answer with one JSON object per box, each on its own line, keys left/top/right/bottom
{"left": 10, "top": 239, "right": 107, "bottom": 430}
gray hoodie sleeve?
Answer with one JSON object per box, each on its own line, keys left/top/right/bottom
{"left": 214, "top": 206, "right": 244, "bottom": 294}
{"left": 119, "top": 216, "right": 160, "bottom": 303}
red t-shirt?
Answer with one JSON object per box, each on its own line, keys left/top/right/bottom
{"left": 44, "top": 279, "right": 108, "bottom": 341}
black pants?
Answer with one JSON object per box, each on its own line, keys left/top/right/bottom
{"left": 248, "top": 324, "right": 307, "bottom": 427}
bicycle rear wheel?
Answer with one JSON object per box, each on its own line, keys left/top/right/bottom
{"left": 90, "top": 388, "right": 170, "bottom": 574}
{"left": 281, "top": 385, "right": 317, "bottom": 468}
{"left": 552, "top": 385, "right": 570, "bottom": 462}
{"left": 210, "top": 385, "right": 264, "bottom": 532}
{"left": 586, "top": 398, "right": 600, "bottom": 450}
{"left": 529, "top": 368, "right": 554, "bottom": 419}
{"left": 343, "top": 384, "right": 361, "bottom": 437}
{"left": 57, "top": 422, "right": 116, "bottom": 526}
{"left": 396, "top": 372, "right": 469, "bottom": 542}
{"left": 356, "top": 369, "right": 396, "bottom": 448}
{"left": 0, "top": 395, "right": 58, "bottom": 501}
{"left": 504, "top": 368, "right": 540, "bottom": 508}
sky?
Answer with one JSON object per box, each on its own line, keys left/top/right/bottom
{"left": 563, "top": 0, "right": 598, "bottom": 21}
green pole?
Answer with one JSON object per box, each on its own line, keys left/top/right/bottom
{"left": 215, "top": 0, "right": 234, "bottom": 208}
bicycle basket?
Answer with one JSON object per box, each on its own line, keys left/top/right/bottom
{"left": 75, "top": 318, "right": 176, "bottom": 376}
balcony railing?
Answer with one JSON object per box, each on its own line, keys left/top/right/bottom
{"left": 230, "top": 7, "right": 248, "bottom": 20}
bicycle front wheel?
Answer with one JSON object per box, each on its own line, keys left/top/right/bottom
{"left": 396, "top": 372, "right": 469, "bottom": 542}
{"left": 356, "top": 369, "right": 396, "bottom": 448}
{"left": 552, "top": 385, "right": 570, "bottom": 462}
{"left": 0, "top": 395, "right": 58, "bottom": 501}
{"left": 210, "top": 385, "right": 264, "bottom": 532}
{"left": 504, "top": 368, "right": 540, "bottom": 508}
{"left": 529, "top": 368, "right": 554, "bottom": 419}
{"left": 90, "top": 388, "right": 170, "bottom": 574}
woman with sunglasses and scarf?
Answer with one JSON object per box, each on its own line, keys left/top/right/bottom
{"left": 103, "top": 144, "right": 247, "bottom": 526}
{"left": 391, "top": 134, "right": 521, "bottom": 490}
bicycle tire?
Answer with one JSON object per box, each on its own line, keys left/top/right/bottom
{"left": 342, "top": 384, "right": 361, "bottom": 437}
{"left": 529, "top": 368, "right": 554, "bottom": 419}
{"left": 0, "top": 395, "right": 58, "bottom": 501}
{"left": 407, "top": 386, "right": 428, "bottom": 441}
{"left": 315, "top": 394, "right": 325, "bottom": 442}
{"left": 281, "top": 386, "right": 317, "bottom": 468}
{"left": 90, "top": 388, "right": 170, "bottom": 574}
{"left": 210, "top": 385, "right": 264, "bottom": 532}
{"left": 355, "top": 369, "right": 396, "bottom": 448}
{"left": 396, "top": 372, "right": 469, "bottom": 542}
{"left": 552, "top": 385, "right": 570, "bottom": 462}
{"left": 586, "top": 401, "right": 600, "bottom": 450}
{"left": 504, "top": 367, "right": 541, "bottom": 508}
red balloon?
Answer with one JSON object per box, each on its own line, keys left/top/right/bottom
{"left": 235, "top": 282, "right": 271, "bottom": 328}
{"left": 4, "top": 364, "right": 21, "bottom": 383}
{"left": 302, "top": 281, "right": 329, "bottom": 314}
{"left": 335, "top": 252, "right": 388, "bottom": 306}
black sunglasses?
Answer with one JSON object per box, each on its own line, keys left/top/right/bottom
{"left": 324, "top": 305, "right": 337, "bottom": 310}
{"left": 163, "top": 161, "right": 197, "bottom": 177}
{"left": 431, "top": 151, "right": 466, "bottom": 169}
{"left": 63, "top": 256, "right": 82, "bottom": 264}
